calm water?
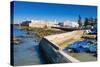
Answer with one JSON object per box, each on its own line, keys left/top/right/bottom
{"left": 13, "top": 27, "right": 46, "bottom": 66}
{"left": 67, "top": 53, "right": 97, "bottom": 62}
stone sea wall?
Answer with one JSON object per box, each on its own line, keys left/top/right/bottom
{"left": 39, "top": 37, "right": 80, "bottom": 63}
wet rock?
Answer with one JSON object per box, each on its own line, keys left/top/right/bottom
{"left": 12, "top": 37, "right": 22, "bottom": 45}
{"left": 25, "top": 35, "right": 33, "bottom": 38}
{"left": 26, "top": 31, "right": 33, "bottom": 35}
{"left": 17, "top": 35, "right": 25, "bottom": 38}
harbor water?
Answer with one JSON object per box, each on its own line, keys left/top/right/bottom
{"left": 13, "top": 26, "right": 47, "bottom": 66}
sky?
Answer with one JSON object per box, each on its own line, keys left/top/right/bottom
{"left": 11, "top": 1, "right": 97, "bottom": 24}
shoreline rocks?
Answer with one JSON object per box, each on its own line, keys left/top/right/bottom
{"left": 12, "top": 37, "right": 22, "bottom": 45}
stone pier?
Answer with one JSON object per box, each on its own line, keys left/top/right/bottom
{"left": 39, "top": 30, "right": 84, "bottom": 63}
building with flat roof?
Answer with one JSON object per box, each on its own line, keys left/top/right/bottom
{"left": 21, "top": 20, "right": 31, "bottom": 26}
{"left": 29, "top": 20, "right": 56, "bottom": 28}
{"left": 59, "top": 20, "right": 79, "bottom": 28}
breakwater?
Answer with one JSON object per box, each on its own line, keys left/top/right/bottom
{"left": 39, "top": 31, "right": 82, "bottom": 63}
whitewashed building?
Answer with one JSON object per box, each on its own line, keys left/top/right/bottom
{"left": 29, "top": 20, "right": 56, "bottom": 28}
{"left": 63, "top": 20, "right": 79, "bottom": 28}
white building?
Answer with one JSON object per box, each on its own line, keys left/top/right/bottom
{"left": 63, "top": 20, "right": 79, "bottom": 28}
{"left": 29, "top": 20, "right": 56, "bottom": 28}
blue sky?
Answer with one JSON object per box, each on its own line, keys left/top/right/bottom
{"left": 12, "top": 1, "right": 97, "bottom": 24}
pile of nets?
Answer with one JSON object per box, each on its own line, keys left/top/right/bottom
{"left": 64, "top": 40, "right": 97, "bottom": 53}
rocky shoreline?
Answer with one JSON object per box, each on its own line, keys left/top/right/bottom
{"left": 12, "top": 37, "right": 22, "bottom": 45}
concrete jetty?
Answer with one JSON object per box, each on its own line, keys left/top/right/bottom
{"left": 39, "top": 30, "right": 84, "bottom": 63}
{"left": 45, "top": 30, "right": 84, "bottom": 49}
